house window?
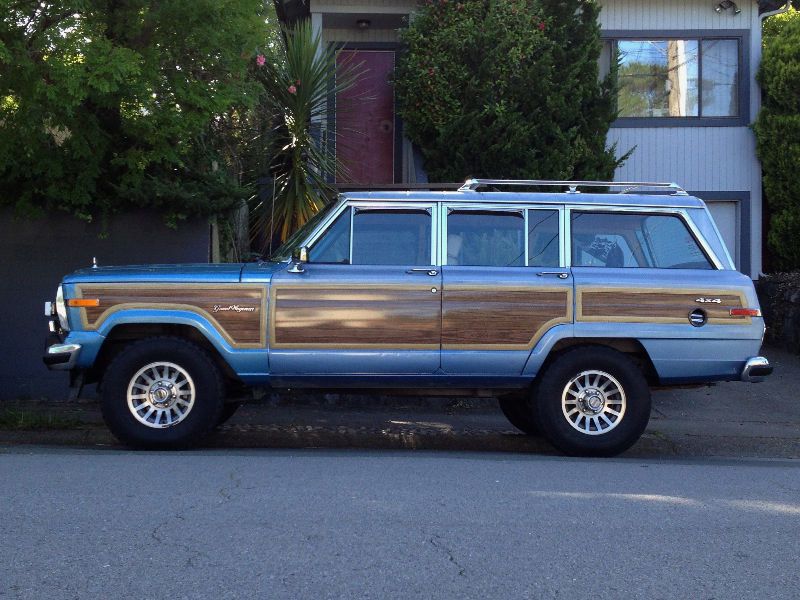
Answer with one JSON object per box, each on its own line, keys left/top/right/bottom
{"left": 602, "top": 37, "right": 741, "bottom": 121}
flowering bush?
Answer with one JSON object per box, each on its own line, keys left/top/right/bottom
{"left": 395, "top": 0, "right": 626, "bottom": 182}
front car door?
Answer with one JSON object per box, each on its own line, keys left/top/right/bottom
{"left": 269, "top": 201, "right": 442, "bottom": 376}
{"left": 440, "top": 203, "right": 573, "bottom": 376}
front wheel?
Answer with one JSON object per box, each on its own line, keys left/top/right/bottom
{"left": 533, "top": 346, "right": 651, "bottom": 457}
{"left": 101, "top": 337, "right": 225, "bottom": 449}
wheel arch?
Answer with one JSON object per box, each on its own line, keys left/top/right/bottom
{"left": 89, "top": 323, "right": 241, "bottom": 388}
{"left": 532, "top": 338, "right": 659, "bottom": 385}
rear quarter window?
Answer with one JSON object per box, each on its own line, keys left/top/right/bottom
{"left": 571, "top": 211, "right": 713, "bottom": 269}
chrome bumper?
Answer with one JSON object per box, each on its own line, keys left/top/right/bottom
{"left": 741, "top": 356, "right": 772, "bottom": 382}
{"left": 43, "top": 343, "right": 82, "bottom": 371}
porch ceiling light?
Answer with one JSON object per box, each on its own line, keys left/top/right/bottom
{"left": 356, "top": 19, "right": 371, "bottom": 29}
{"left": 715, "top": 1, "right": 741, "bottom": 14}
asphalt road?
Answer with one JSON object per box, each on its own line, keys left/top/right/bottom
{"left": 1, "top": 448, "right": 798, "bottom": 599}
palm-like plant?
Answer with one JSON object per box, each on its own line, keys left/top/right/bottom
{"left": 252, "top": 20, "right": 362, "bottom": 248}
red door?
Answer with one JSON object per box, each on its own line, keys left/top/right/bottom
{"left": 335, "top": 50, "right": 395, "bottom": 184}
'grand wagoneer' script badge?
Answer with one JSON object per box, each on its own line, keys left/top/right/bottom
{"left": 212, "top": 304, "right": 257, "bottom": 313}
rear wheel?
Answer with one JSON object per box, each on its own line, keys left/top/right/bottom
{"left": 101, "top": 337, "right": 224, "bottom": 449}
{"left": 498, "top": 396, "right": 540, "bottom": 435}
{"left": 216, "top": 402, "right": 242, "bottom": 427}
{"left": 533, "top": 346, "right": 651, "bottom": 457}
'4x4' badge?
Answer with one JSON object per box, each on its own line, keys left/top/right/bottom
{"left": 695, "top": 297, "right": 722, "bottom": 304}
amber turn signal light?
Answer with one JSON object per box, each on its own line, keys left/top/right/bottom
{"left": 729, "top": 308, "right": 760, "bottom": 317}
{"left": 67, "top": 298, "right": 100, "bottom": 307}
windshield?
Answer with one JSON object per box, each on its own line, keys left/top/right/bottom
{"left": 268, "top": 201, "right": 339, "bottom": 262}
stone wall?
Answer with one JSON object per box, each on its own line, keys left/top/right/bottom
{"left": 0, "top": 210, "right": 211, "bottom": 400}
{"left": 755, "top": 272, "right": 800, "bottom": 354}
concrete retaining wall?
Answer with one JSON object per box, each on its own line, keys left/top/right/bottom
{"left": 0, "top": 210, "right": 211, "bottom": 400}
{"left": 755, "top": 272, "right": 800, "bottom": 354}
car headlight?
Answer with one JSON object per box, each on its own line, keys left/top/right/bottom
{"left": 55, "top": 285, "right": 70, "bottom": 332}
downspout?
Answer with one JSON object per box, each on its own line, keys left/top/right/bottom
{"left": 759, "top": 1, "right": 792, "bottom": 20}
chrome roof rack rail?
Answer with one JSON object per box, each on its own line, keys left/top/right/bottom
{"left": 458, "top": 179, "right": 688, "bottom": 196}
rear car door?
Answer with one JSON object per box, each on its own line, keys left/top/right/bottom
{"left": 440, "top": 204, "right": 573, "bottom": 376}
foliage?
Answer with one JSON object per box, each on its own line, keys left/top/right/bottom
{"left": 250, "top": 20, "right": 362, "bottom": 248}
{"left": 763, "top": 6, "right": 799, "bottom": 45}
{"left": 394, "top": 0, "right": 625, "bottom": 183}
{"left": 754, "top": 13, "right": 800, "bottom": 269}
{"left": 0, "top": 0, "right": 270, "bottom": 222}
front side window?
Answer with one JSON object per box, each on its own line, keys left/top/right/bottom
{"left": 609, "top": 38, "right": 739, "bottom": 119}
{"left": 352, "top": 208, "right": 432, "bottom": 265}
{"left": 571, "top": 211, "right": 713, "bottom": 269}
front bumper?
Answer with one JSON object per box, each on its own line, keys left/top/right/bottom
{"left": 741, "top": 356, "right": 772, "bottom": 382}
{"left": 43, "top": 342, "right": 82, "bottom": 370}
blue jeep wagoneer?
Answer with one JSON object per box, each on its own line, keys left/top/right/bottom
{"left": 44, "top": 179, "right": 772, "bottom": 456}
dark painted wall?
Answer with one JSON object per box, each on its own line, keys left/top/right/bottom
{"left": 0, "top": 210, "right": 211, "bottom": 401}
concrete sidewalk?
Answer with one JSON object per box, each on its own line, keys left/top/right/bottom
{"left": 2, "top": 346, "right": 798, "bottom": 459}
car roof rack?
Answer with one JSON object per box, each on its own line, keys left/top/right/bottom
{"left": 458, "top": 179, "right": 688, "bottom": 196}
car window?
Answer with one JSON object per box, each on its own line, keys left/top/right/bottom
{"left": 527, "top": 209, "right": 560, "bottom": 267}
{"left": 642, "top": 214, "right": 713, "bottom": 269}
{"left": 571, "top": 211, "right": 712, "bottom": 269}
{"left": 351, "top": 208, "right": 432, "bottom": 265}
{"left": 308, "top": 208, "right": 351, "bottom": 263}
{"left": 447, "top": 210, "right": 525, "bottom": 267}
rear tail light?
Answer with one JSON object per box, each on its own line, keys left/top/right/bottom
{"left": 730, "top": 308, "right": 761, "bottom": 317}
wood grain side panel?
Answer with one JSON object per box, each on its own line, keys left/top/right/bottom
{"left": 271, "top": 286, "right": 440, "bottom": 349}
{"left": 442, "top": 288, "right": 571, "bottom": 349}
{"left": 578, "top": 288, "right": 748, "bottom": 324}
{"left": 76, "top": 284, "right": 266, "bottom": 347}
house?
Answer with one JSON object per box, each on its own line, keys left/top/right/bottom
{"left": 275, "top": 0, "right": 794, "bottom": 277}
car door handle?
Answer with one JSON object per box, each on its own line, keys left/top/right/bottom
{"left": 406, "top": 268, "right": 438, "bottom": 276}
{"left": 537, "top": 271, "right": 570, "bottom": 279}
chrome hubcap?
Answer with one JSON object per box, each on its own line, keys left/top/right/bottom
{"left": 127, "top": 362, "right": 195, "bottom": 428}
{"left": 561, "top": 370, "right": 626, "bottom": 436}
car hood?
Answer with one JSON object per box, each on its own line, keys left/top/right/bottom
{"left": 62, "top": 263, "right": 278, "bottom": 284}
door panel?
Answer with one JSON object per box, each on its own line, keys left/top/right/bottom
{"left": 440, "top": 267, "right": 572, "bottom": 374}
{"left": 269, "top": 265, "right": 441, "bottom": 374}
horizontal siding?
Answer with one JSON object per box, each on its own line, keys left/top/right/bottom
{"left": 598, "top": 0, "right": 755, "bottom": 30}
{"left": 608, "top": 127, "right": 760, "bottom": 192}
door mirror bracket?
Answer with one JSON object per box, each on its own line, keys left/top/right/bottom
{"left": 287, "top": 246, "right": 308, "bottom": 274}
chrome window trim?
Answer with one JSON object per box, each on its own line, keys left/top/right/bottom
{"left": 565, "top": 205, "right": 725, "bottom": 270}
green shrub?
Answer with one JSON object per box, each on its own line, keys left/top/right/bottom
{"left": 0, "top": 1, "right": 270, "bottom": 222}
{"left": 394, "top": 0, "right": 626, "bottom": 183}
{"left": 754, "top": 12, "right": 800, "bottom": 269}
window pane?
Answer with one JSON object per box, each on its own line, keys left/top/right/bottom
{"left": 352, "top": 209, "right": 431, "bottom": 265}
{"left": 447, "top": 210, "right": 525, "bottom": 266}
{"left": 528, "top": 210, "right": 560, "bottom": 267}
{"left": 308, "top": 208, "right": 351, "bottom": 264}
{"left": 701, "top": 39, "right": 738, "bottom": 117}
{"left": 617, "top": 40, "right": 699, "bottom": 117}
{"left": 642, "top": 215, "right": 712, "bottom": 269}
{"left": 571, "top": 211, "right": 712, "bottom": 269}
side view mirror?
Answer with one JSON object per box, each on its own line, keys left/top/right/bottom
{"left": 287, "top": 246, "right": 308, "bottom": 273}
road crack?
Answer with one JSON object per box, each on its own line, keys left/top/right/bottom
{"left": 429, "top": 534, "right": 466, "bottom": 577}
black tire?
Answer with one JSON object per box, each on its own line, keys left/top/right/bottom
{"left": 216, "top": 402, "right": 242, "bottom": 427}
{"left": 498, "top": 396, "right": 540, "bottom": 436}
{"left": 533, "top": 346, "right": 651, "bottom": 457}
{"left": 101, "top": 337, "right": 225, "bottom": 449}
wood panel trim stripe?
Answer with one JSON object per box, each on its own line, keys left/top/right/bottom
{"left": 442, "top": 285, "right": 573, "bottom": 351}
{"left": 576, "top": 286, "right": 751, "bottom": 325}
{"left": 269, "top": 283, "right": 441, "bottom": 350}
{"left": 74, "top": 284, "right": 268, "bottom": 349}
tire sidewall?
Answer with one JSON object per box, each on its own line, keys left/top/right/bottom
{"left": 101, "top": 338, "right": 224, "bottom": 449}
{"left": 535, "top": 347, "right": 651, "bottom": 457}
